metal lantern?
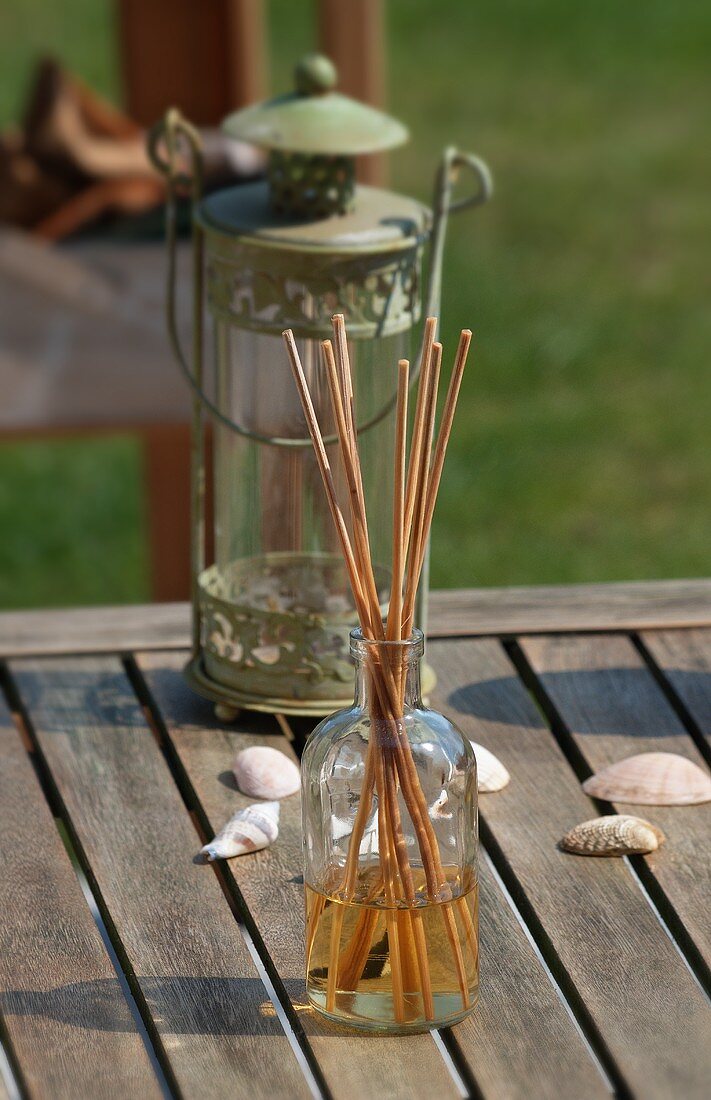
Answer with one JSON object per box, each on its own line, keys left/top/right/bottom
{"left": 149, "top": 54, "right": 491, "bottom": 717}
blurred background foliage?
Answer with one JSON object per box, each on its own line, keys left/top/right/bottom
{"left": 0, "top": 0, "right": 709, "bottom": 607}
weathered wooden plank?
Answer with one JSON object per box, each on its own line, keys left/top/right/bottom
{"left": 640, "top": 628, "right": 711, "bottom": 752}
{"left": 0, "top": 691, "right": 161, "bottom": 1100}
{"left": 429, "top": 637, "right": 711, "bottom": 1099}
{"left": 521, "top": 634, "right": 711, "bottom": 967}
{"left": 3, "top": 578, "right": 711, "bottom": 659}
{"left": 0, "top": 603, "right": 190, "bottom": 658}
{"left": 10, "top": 657, "right": 311, "bottom": 1100}
{"left": 426, "top": 579, "right": 711, "bottom": 636}
{"left": 136, "top": 652, "right": 459, "bottom": 1100}
{"left": 458, "top": 857, "right": 608, "bottom": 1100}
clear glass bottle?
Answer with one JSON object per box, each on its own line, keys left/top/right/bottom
{"left": 302, "top": 628, "right": 479, "bottom": 1033}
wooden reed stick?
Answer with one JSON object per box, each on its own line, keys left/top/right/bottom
{"left": 326, "top": 904, "right": 344, "bottom": 1013}
{"left": 321, "top": 339, "right": 383, "bottom": 638}
{"left": 332, "top": 314, "right": 367, "bottom": 506}
{"left": 283, "top": 330, "right": 370, "bottom": 630}
{"left": 404, "top": 318, "right": 438, "bottom": 553}
{"left": 402, "top": 341, "right": 442, "bottom": 638}
{"left": 374, "top": 735, "right": 406, "bottom": 1022}
{"left": 386, "top": 359, "right": 409, "bottom": 641}
{"left": 305, "top": 893, "right": 325, "bottom": 965}
{"left": 403, "top": 330, "right": 472, "bottom": 635}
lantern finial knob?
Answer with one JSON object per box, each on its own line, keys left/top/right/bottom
{"left": 294, "top": 53, "right": 337, "bottom": 96}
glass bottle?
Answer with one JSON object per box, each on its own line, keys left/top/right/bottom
{"left": 302, "top": 628, "right": 479, "bottom": 1033}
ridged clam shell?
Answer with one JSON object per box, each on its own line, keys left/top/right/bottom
{"left": 560, "top": 814, "right": 664, "bottom": 857}
{"left": 582, "top": 752, "right": 711, "bottom": 806}
{"left": 470, "top": 741, "right": 510, "bottom": 792}
{"left": 200, "top": 801, "right": 280, "bottom": 860}
{"left": 233, "top": 746, "right": 300, "bottom": 799}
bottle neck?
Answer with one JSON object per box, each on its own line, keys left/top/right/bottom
{"left": 352, "top": 644, "right": 424, "bottom": 712}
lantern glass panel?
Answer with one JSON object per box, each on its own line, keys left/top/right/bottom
{"left": 203, "top": 320, "right": 408, "bottom": 706}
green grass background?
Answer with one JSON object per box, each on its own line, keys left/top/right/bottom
{"left": 1, "top": 0, "right": 709, "bottom": 607}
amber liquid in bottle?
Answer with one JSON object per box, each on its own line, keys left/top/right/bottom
{"left": 305, "top": 870, "right": 479, "bottom": 1032}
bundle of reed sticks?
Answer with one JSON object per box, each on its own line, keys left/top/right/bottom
{"left": 283, "top": 315, "right": 475, "bottom": 1024}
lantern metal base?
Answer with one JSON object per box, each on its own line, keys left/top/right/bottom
{"left": 184, "top": 653, "right": 437, "bottom": 719}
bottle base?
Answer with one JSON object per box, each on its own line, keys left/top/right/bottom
{"left": 306, "top": 987, "right": 479, "bottom": 1035}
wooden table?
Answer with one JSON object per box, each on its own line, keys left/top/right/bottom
{"left": 1, "top": 580, "right": 710, "bottom": 1099}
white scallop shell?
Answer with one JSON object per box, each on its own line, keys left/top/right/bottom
{"left": 560, "top": 814, "right": 664, "bottom": 857}
{"left": 332, "top": 814, "right": 379, "bottom": 854}
{"left": 582, "top": 752, "right": 711, "bottom": 806}
{"left": 429, "top": 790, "right": 453, "bottom": 820}
{"left": 232, "top": 746, "right": 300, "bottom": 799}
{"left": 470, "top": 741, "right": 510, "bottom": 792}
{"left": 200, "top": 801, "right": 280, "bottom": 860}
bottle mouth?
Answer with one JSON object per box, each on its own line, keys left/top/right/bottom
{"left": 349, "top": 626, "right": 424, "bottom": 662}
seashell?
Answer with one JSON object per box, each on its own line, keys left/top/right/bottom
{"left": 332, "top": 814, "right": 379, "bottom": 854}
{"left": 582, "top": 752, "right": 711, "bottom": 806}
{"left": 233, "top": 746, "right": 300, "bottom": 799}
{"left": 470, "top": 741, "right": 510, "bottom": 792}
{"left": 429, "top": 790, "right": 453, "bottom": 820}
{"left": 560, "top": 814, "right": 665, "bottom": 857}
{"left": 200, "top": 801, "right": 280, "bottom": 860}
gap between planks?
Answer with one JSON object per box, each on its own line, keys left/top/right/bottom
{"left": 7, "top": 655, "right": 314, "bottom": 1100}
{"left": 135, "top": 650, "right": 610, "bottom": 1100}
{"left": 132, "top": 651, "right": 464, "bottom": 1100}
{"left": 428, "top": 636, "right": 711, "bottom": 1100}
{"left": 122, "top": 656, "right": 328, "bottom": 1100}
{"left": 632, "top": 631, "right": 711, "bottom": 770}
{"left": 0, "top": 663, "right": 168, "bottom": 1100}
{"left": 511, "top": 633, "right": 711, "bottom": 992}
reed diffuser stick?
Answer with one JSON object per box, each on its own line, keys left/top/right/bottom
{"left": 386, "top": 358, "right": 410, "bottom": 641}
{"left": 321, "top": 339, "right": 382, "bottom": 637}
{"left": 402, "top": 341, "right": 442, "bottom": 633}
{"left": 282, "top": 331, "right": 369, "bottom": 629}
{"left": 403, "top": 329, "right": 472, "bottom": 634}
{"left": 404, "top": 318, "right": 438, "bottom": 553}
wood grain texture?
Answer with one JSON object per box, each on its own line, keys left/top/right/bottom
{"left": 640, "top": 628, "right": 711, "bottom": 751}
{"left": 521, "top": 633, "right": 711, "bottom": 966}
{"left": 0, "top": 603, "right": 190, "bottom": 658}
{"left": 136, "top": 651, "right": 459, "bottom": 1100}
{"left": 429, "top": 637, "right": 711, "bottom": 1099}
{"left": 0, "top": 693, "right": 160, "bottom": 1100}
{"left": 10, "top": 656, "right": 310, "bottom": 1100}
{"left": 427, "top": 578, "right": 711, "bottom": 636}
{"left": 3, "top": 579, "right": 711, "bottom": 659}
{"left": 457, "top": 857, "right": 608, "bottom": 1100}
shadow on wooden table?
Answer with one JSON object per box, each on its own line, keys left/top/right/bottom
{"left": 447, "top": 667, "right": 709, "bottom": 739}
{"left": 0, "top": 977, "right": 300, "bottom": 1035}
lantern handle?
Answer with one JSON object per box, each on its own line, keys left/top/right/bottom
{"left": 422, "top": 146, "right": 493, "bottom": 325}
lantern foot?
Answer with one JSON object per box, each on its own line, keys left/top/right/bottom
{"left": 215, "top": 702, "right": 241, "bottom": 723}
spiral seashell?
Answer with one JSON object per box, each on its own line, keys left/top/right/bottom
{"left": 470, "top": 741, "right": 510, "bottom": 792}
{"left": 582, "top": 752, "right": 711, "bottom": 806}
{"left": 200, "top": 801, "right": 280, "bottom": 860}
{"left": 233, "top": 745, "right": 300, "bottom": 799}
{"left": 560, "top": 814, "right": 664, "bottom": 857}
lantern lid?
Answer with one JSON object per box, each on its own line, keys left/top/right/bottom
{"left": 200, "top": 181, "right": 429, "bottom": 253}
{"left": 222, "top": 53, "right": 408, "bottom": 156}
